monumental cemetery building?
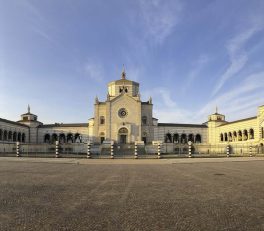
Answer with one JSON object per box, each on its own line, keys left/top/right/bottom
{"left": 1, "top": 69, "right": 264, "bottom": 151}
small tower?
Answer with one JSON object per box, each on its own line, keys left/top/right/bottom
{"left": 207, "top": 107, "right": 227, "bottom": 144}
{"left": 18, "top": 105, "right": 42, "bottom": 143}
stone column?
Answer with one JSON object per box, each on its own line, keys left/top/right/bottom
{"left": 16, "top": 142, "right": 20, "bottom": 157}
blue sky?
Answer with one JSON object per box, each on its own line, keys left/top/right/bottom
{"left": 1, "top": 0, "right": 264, "bottom": 124}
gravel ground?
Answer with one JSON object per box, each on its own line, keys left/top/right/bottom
{"left": 0, "top": 158, "right": 264, "bottom": 231}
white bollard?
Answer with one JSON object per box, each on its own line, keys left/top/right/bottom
{"left": 188, "top": 141, "right": 192, "bottom": 158}
{"left": 158, "top": 143, "right": 161, "bottom": 159}
{"left": 134, "top": 143, "right": 138, "bottom": 159}
{"left": 87, "top": 142, "right": 91, "bottom": 159}
{"left": 226, "top": 145, "right": 230, "bottom": 157}
{"left": 55, "top": 141, "right": 60, "bottom": 158}
{"left": 249, "top": 145, "right": 252, "bottom": 157}
{"left": 111, "top": 142, "right": 114, "bottom": 159}
{"left": 16, "top": 142, "right": 20, "bottom": 157}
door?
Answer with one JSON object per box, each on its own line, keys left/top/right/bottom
{"left": 120, "top": 135, "right": 127, "bottom": 144}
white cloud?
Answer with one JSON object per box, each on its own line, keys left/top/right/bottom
{"left": 198, "top": 71, "right": 264, "bottom": 121}
{"left": 181, "top": 54, "right": 209, "bottom": 94}
{"left": 212, "top": 21, "right": 264, "bottom": 96}
{"left": 138, "top": 0, "right": 182, "bottom": 44}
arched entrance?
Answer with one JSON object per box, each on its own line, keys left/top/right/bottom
{"left": 118, "top": 127, "right": 128, "bottom": 144}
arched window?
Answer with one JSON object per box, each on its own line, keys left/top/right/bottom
{"left": 165, "top": 133, "right": 172, "bottom": 143}
{"left": 67, "top": 133, "right": 73, "bottom": 143}
{"left": 17, "top": 133, "right": 21, "bottom": 142}
{"left": 220, "top": 133, "right": 224, "bottom": 142}
{"left": 188, "top": 134, "right": 194, "bottom": 142}
{"left": 75, "top": 133, "right": 81, "bottom": 143}
{"left": 228, "top": 132, "right": 232, "bottom": 142}
{"left": 100, "top": 116, "right": 105, "bottom": 125}
{"left": 195, "top": 134, "right": 202, "bottom": 143}
{"left": 44, "top": 134, "right": 51, "bottom": 143}
{"left": 233, "top": 131, "right": 237, "bottom": 142}
{"left": 173, "top": 133, "right": 179, "bottom": 143}
{"left": 13, "top": 132, "right": 17, "bottom": 142}
{"left": 3, "top": 130, "right": 8, "bottom": 141}
{"left": 181, "top": 134, "right": 187, "bottom": 144}
{"left": 142, "top": 116, "right": 147, "bottom": 125}
{"left": 51, "top": 134, "right": 58, "bottom": 143}
{"left": 224, "top": 133, "right": 228, "bottom": 142}
{"left": 243, "top": 130, "right": 248, "bottom": 141}
{"left": 22, "top": 133, "right": 26, "bottom": 143}
{"left": 249, "top": 129, "right": 254, "bottom": 139}
{"left": 59, "top": 134, "right": 66, "bottom": 143}
{"left": 0, "top": 129, "right": 2, "bottom": 141}
{"left": 238, "top": 130, "right": 242, "bottom": 141}
{"left": 8, "top": 131, "right": 12, "bottom": 141}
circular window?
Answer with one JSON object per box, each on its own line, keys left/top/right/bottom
{"left": 118, "top": 108, "right": 128, "bottom": 118}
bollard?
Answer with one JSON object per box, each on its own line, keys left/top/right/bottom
{"left": 249, "top": 145, "right": 252, "bottom": 157}
{"left": 110, "top": 141, "right": 114, "bottom": 159}
{"left": 158, "top": 143, "right": 161, "bottom": 159}
{"left": 16, "top": 142, "right": 20, "bottom": 157}
{"left": 134, "top": 143, "right": 138, "bottom": 159}
{"left": 188, "top": 141, "right": 192, "bottom": 158}
{"left": 55, "top": 141, "right": 60, "bottom": 158}
{"left": 226, "top": 145, "right": 230, "bottom": 157}
{"left": 87, "top": 141, "right": 91, "bottom": 159}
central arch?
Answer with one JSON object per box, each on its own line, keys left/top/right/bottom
{"left": 118, "top": 127, "right": 128, "bottom": 144}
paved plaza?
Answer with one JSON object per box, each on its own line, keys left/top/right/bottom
{"left": 0, "top": 157, "right": 264, "bottom": 231}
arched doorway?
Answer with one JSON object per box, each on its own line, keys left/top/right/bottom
{"left": 142, "top": 132, "right": 147, "bottom": 144}
{"left": 118, "top": 127, "right": 128, "bottom": 144}
{"left": 100, "top": 132, "right": 105, "bottom": 144}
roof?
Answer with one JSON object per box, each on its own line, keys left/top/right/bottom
{"left": 212, "top": 112, "right": 224, "bottom": 116}
{"left": 108, "top": 79, "right": 139, "bottom": 85}
{"left": 39, "top": 123, "right": 88, "bottom": 128}
{"left": 141, "top": 102, "right": 151, "bottom": 105}
{"left": 158, "top": 123, "right": 207, "bottom": 128}
{"left": 21, "top": 112, "right": 37, "bottom": 116}
{"left": 0, "top": 118, "right": 29, "bottom": 128}
{"left": 219, "top": 116, "right": 257, "bottom": 127}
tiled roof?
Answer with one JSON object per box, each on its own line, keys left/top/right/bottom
{"left": 0, "top": 118, "right": 29, "bottom": 128}
{"left": 39, "top": 123, "right": 88, "bottom": 128}
{"left": 219, "top": 116, "right": 257, "bottom": 126}
{"left": 158, "top": 123, "right": 207, "bottom": 128}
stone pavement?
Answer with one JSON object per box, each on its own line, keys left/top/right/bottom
{"left": 0, "top": 157, "right": 264, "bottom": 230}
